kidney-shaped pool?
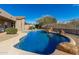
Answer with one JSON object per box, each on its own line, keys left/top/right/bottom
{"left": 14, "top": 30, "right": 70, "bottom": 55}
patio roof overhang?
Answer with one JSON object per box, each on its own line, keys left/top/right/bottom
{"left": 0, "top": 15, "right": 15, "bottom": 22}
{"left": 0, "top": 8, "right": 16, "bottom": 22}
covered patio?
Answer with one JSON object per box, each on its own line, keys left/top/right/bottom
{"left": 0, "top": 8, "right": 26, "bottom": 32}
{"left": 0, "top": 15, "right": 15, "bottom": 27}
{"left": 0, "top": 15, "right": 15, "bottom": 32}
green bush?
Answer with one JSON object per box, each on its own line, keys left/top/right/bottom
{"left": 5, "top": 28, "right": 17, "bottom": 34}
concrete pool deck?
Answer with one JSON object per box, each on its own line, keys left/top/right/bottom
{"left": 0, "top": 31, "right": 71, "bottom": 55}
{"left": 0, "top": 33, "right": 18, "bottom": 42}
{"left": 0, "top": 31, "right": 40, "bottom": 55}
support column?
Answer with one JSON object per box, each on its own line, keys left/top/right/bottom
{"left": 15, "top": 16, "right": 25, "bottom": 32}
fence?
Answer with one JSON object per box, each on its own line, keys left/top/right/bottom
{"left": 54, "top": 28, "right": 79, "bottom": 35}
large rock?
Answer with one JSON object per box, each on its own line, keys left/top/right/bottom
{"left": 57, "top": 42, "right": 78, "bottom": 55}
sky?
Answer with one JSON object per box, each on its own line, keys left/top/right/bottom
{"left": 0, "top": 4, "right": 79, "bottom": 23}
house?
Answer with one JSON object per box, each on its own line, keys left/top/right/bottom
{"left": 0, "top": 8, "right": 25, "bottom": 32}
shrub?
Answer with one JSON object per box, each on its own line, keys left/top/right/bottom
{"left": 5, "top": 28, "right": 17, "bottom": 34}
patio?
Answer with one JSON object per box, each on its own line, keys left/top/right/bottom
{"left": 0, "top": 31, "right": 78, "bottom": 55}
{"left": 0, "top": 32, "right": 74, "bottom": 55}
{"left": 0, "top": 33, "right": 18, "bottom": 42}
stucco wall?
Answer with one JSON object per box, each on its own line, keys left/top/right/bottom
{"left": 25, "top": 25, "right": 32, "bottom": 30}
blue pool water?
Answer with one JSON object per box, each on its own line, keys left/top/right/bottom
{"left": 14, "top": 30, "right": 70, "bottom": 55}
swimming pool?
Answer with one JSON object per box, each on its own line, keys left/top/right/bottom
{"left": 15, "top": 30, "right": 70, "bottom": 55}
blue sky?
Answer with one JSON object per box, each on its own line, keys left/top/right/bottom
{"left": 0, "top": 4, "right": 79, "bottom": 23}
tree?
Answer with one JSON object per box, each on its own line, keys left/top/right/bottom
{"left": 37, "top": 15, "right": 57, "bottom": 26}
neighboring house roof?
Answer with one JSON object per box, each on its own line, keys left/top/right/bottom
{"left": 0, "top": 8, "right": 16, "bottom": 21}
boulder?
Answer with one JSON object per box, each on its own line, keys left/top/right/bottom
{"left": 57, "top": 42, "right": 78, "bottom": 55}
